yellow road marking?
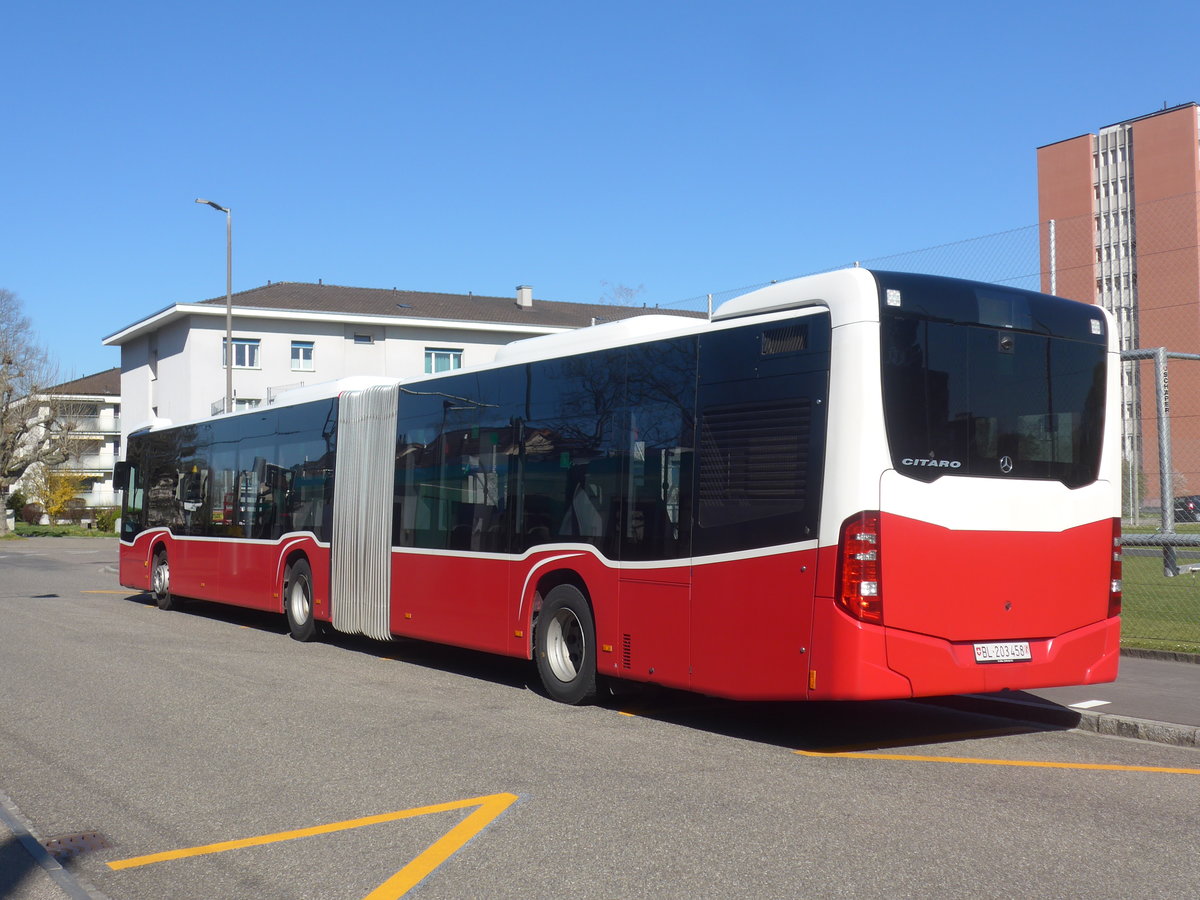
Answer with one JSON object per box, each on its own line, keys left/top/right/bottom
{"left": 108, "top": 792, "right": 517, "bottom": 899}
{"left": 616, "top": 708, "right": 1199, "bottom": 777}
{"left": 796, "top": 749, "right": 1200, "bottom": 775}
{"left": 364, "top": 793, "right": 516, "bottom": 899}
{"left": 82, "top": 590, "right": 137, "bottom": 595}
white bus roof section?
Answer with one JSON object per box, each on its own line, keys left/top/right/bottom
{"left": 491, "top": 314, "right": 702, "bottom": 366}
{"left": 130, "top": 376, "right": 402, "bottom": 435}
{"left": 713, "top": 267, "right": 880, "bottom": 327}
{"left": 271, "top": 375, "right": 401, "bottom": 409}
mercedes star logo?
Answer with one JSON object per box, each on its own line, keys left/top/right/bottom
{"left": 1000, "top": 456, "right": 1014, "bottom": 474}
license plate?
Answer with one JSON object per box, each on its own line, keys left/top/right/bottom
{"left": 973, "top": 641, "right": 1032, "bottom": 664}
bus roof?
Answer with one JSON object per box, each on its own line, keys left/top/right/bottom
{"left": 490, "top": 314, "right": 700, "bottom": 366}
{"left": 712, "top": 267, "right": 879, "bottom": 323}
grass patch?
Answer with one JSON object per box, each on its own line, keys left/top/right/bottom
{"left": 11, "top": 523, "right": 116, "bottom": 538}
{"left": 1122, "top": 553, "right": 1200, "bottom": 653}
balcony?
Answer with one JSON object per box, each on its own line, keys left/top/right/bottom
{"left": 58, "top": 454, "right": 117, "bottom": 473}
{"left": 61, "top": 415, "right": 121, "bottom": 435}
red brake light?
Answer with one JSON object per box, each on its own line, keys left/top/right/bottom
{"left": 838, "top": 511, "right": 883, "bottom": 624}
{"left": 1109, "top": 517, "right": 1122, "bottom": 618}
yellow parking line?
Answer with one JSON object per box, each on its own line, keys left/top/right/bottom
{"left": 796, "top": 749, "right": 1200, "bottom": 775}
{"left": 108, "top": 792, "right": 517, "bottom": 899}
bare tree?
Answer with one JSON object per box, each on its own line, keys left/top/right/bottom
{"left": 598, "top": 282, "right": 646, "bottom": 306}
{"left": 0, "top": 288, "right": 77, "bottom": 534}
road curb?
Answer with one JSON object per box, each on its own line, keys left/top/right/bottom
{"left": 933, "top": 693, "right": 1200, "bottom": 749}
{"left": 0, "top": 789, "right": 107, "bottom": 900}
{"left": 1120, "top": 646, "right": 1200, "bottom": 665}
{"left": 1072, "top": 708, "right": 1200, "bottom": 747}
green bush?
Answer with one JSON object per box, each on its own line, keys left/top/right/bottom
{"left": 93, "top": 506, "right": 118, "bottom": 532}
{"left": 6, "top": 490, "right": 27, "bottom": 513}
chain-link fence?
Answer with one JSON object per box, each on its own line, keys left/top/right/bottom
{"left": 658, "top": 190, "right": 1200, "bottom": 653}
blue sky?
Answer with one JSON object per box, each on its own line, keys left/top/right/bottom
{"left": 4, "top": 1, "right": 1197, "bottom": 378}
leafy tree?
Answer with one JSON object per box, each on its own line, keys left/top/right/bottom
{"left": 0, "top": 288, "right": 78, "bottom": 535}
{"left": 40, "top": 470, "right": 89, "bottom": 521}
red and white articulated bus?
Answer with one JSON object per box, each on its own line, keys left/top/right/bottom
{"left": 115, "top": 267, "right": 1122, "bottom": 704}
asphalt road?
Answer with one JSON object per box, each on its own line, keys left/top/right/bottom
{"left": 3, "top": 537, "right": 1200, "bottom": 899}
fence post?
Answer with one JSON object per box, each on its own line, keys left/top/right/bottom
{"left": 1154, "top": 347, "right": 1179, "bottom": 576}
{"left": 1048, "top": 219, "right": 1057, "bottom": 295}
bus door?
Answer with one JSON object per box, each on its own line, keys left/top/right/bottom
{"left": 617, "top": 442, "right": 691, "bottom": 691}
{"left": 616, "top": 343, "right": 695, "bottom": 690}
{"left": 689, "top": 313, "right": 830, "bottom": 699}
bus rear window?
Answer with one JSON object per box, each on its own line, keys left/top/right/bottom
{"left": 881, "top": 308, "right": 1107, "bottom": 488}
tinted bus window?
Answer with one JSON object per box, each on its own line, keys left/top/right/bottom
{"left": 882, "top": 319, "right": 1106, "bottom": 487}
{"left": 621, "top": 337, "right": 696, "bottom": 561}
{"left": 394, "top": 371, "right": 520, "bottom": 552}
{"left": 694, "top": 313, "right": 830, "bottom": 556}
{"left": 522, "top": 351, "right": 624, "bottom": 555}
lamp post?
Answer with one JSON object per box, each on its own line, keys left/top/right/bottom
{"left": 195, "top": 198, "right": 233, "bottom": 413}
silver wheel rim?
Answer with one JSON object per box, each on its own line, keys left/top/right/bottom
{"left": 546, "top": 608, "right": 584, "bottom": 683}
{"left": 152, "top": 559, "right": 169, "bottom": 597}
{"left": 289, "top": 577, "right": 311, "bottom": 626}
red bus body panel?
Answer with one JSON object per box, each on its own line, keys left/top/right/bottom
{"left": 119, "top": 531, "right": 333, "bottom": 620}
{"left": 807, "top": 514, "right": 1120, "bottom": 700}
{"left": 120, "top": 524, "right": 1118, "bottom": 702}
{"left": 881, "top": 513, "right": 1113, "bottom": 642}
{"left": 688, "top": 549, "right": 819, "bottom": 700}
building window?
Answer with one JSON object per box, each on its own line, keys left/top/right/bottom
{"left": 222, "top": 337, "right": 261, "bottom": 369}
{"left": 353, "top": 333, "right": 375, "bottom": 345}
{"left": 425, "top": 348, "right": 463, "bottom": 373}
{"left": 291, "top": 341, "right": 315, "bottom": 372}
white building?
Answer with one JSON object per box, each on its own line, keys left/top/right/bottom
{"left": 7, "top": 367, "right": 123, "bottom": 511}
{"left": 103, "top": 281, "right": 697, "bottom": 447}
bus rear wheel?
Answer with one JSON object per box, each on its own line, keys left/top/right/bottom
{"left": 535, "top": 584, "right": 597, "bottom": 705}
{"left": 285, "top": 559, "right": 318, "bottom": 642}
{"left": 151, "top": 549, "right": 181, "bottom": 611}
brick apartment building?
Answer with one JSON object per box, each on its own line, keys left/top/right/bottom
{"left": 1037, "top": 102, "right": 1200, "bottom": 504}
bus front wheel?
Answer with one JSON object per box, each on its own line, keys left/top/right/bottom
{"left": 151, "top": 549, "right": 181, "bottom": 611}
{"left": 285, "top": 559, "right": 318, "bottom": 642}
{"left": 535, "top": 584, "right": 597, "bottom": 705}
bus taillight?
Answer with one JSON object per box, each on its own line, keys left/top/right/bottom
{"left": 1109, "top": 517, "right": 1122, "bottom": 618}
{"left": 838, "top": 511, "right": 883, "bottom": 625}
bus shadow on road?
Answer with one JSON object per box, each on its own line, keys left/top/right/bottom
{"left": 120, "top": 591, "right": 1080, "bottom": 754}
{"left": 593, "top": 683, "right": 1081, "bottom": 755}
{"left": 123, "top": 592, "right": 292, "bottom": 636}
{"left": 328, "top": 630, "right": 537, "bottom": 693}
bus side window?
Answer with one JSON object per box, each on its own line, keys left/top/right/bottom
{"left": 120, "top": 462, "right": 145, "bottom": 540}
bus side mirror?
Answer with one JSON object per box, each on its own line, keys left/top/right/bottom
{"left": 113, "top": 461, "right": 130, "bottom": 493}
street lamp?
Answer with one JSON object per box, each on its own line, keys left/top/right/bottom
{"left": 195, "top": 198, "right": 233, "bottom": 413}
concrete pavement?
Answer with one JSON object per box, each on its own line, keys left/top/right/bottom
{"left": 2, "top": 650, "right": 1197, "bottom": 899}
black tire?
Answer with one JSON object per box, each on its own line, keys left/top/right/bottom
{"left": 151, "top": 549, "right": 181, "bottom": 611}
{"left": 284, "top": 559, "right": 318, "bottom": 642}
{"left": 535, "top": 584, "right": 597, "bottom": 705}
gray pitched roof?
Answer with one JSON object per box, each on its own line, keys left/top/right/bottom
{"left": 195, "top": 282, "right": 701, "bottom": 328}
